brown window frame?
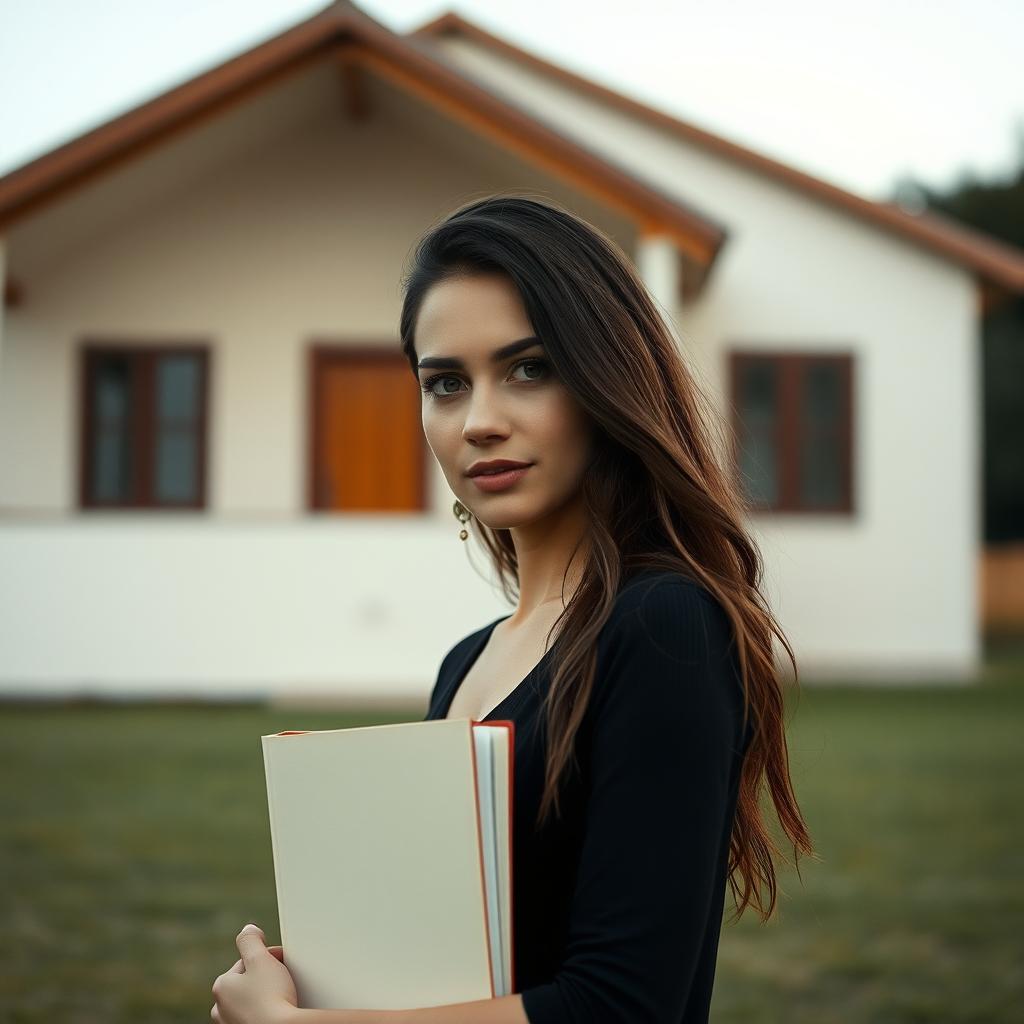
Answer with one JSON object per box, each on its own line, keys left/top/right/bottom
{"left": 728, "top": 349, "right": 854, "bottom": 515}
{"left": 78, "top": 341, "right": 210, "bottom": 510}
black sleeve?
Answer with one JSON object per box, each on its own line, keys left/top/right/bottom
{"left": 518, "top": 577, "right": 745, "bottom": 1024}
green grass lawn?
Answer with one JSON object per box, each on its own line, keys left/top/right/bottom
{"left": 2, "top": 643, "right": 1021, "bottom": 1024}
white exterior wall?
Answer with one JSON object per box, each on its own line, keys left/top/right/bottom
{"left": 635, "top": 232, "right": 681, "bottom": 342}
{"left": 431, "top": 37, "right": 982, "bottom": 679}
{"left": 0, "top": 61, "right": 635, "bottom": 698}
{"left": 0, "top": 520, "right": 501, "bottom": 699}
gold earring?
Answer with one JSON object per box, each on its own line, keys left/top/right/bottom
{"left": 453, "top": 499, "right": 471, "bottom": 541}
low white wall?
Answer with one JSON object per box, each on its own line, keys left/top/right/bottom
{"left": 0, "top": 518, "right": 514, "bottom": 700}
{"left": 0, "top": 513, "right": 981, "bottom": 697}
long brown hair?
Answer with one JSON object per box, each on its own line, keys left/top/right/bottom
{"left": 399, "top": 192, "right": 814, "bottom": 922}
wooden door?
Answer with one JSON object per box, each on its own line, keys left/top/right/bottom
{"left": 309, "top": 347, "right": 425, "bottom": 511}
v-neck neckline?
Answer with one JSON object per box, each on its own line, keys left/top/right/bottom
{"left": 438, "top": 613, "right": 558, "bottom": 722}
{"left": 432, "top": 569, "right": 671, "bottom": 723}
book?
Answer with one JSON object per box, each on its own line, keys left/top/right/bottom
{"left": 260, "top": 717, "right": 515, "bottom": 1011}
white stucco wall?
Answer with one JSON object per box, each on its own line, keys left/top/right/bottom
{"left": 430, "top": 36, "right": 982, "bottom": 680}
{"left": 0, "top": 518, "right": 511, "bottom": 699}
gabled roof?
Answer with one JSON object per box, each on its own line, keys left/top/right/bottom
{"left": 0, "top": 0, "right": 726, "bottom": 295}
{"left": 411, "top": 10, "right": 1024, "bottom": 297}
{"left": 3, "top": 1, "right": 1020, "bottom": 303}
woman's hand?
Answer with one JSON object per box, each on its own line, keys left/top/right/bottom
{"left": 211, "top": 923, "right": 300, "bottom": 1024}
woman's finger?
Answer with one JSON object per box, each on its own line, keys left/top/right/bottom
{"left": 228, "top": 956, "right": 244, "bottom": 974}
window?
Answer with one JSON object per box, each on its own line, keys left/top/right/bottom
{"left": 729, "top": 350, "right": 853, "bottom": 514}
{"left": 79, "top": 344, "right": 209, "bottom": 509}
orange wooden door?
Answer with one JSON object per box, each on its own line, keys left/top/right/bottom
{"left": 311, "top": 348, "right": 425, "bottom": 511}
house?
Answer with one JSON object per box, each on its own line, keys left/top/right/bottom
{"left": 2, "top": 1, "right": 1022, "bottom": 699}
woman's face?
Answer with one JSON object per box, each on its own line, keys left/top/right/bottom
{"left": 414, "top": 273, "right": 594, "bottom": 533}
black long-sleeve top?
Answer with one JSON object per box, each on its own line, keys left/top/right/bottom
{"left": 423, "top": 569, "right": 754, "bottom": 1024}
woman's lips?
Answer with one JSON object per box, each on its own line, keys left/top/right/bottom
{"left": 469, "top": 464, "right": 532, "bottom": 492}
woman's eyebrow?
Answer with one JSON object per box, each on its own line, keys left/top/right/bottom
{"left": 417, "top": 336, "right": 542, "bottom": 371}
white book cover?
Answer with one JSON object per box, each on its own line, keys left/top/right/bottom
{"left": 260, "top": 717, "right": 514, "bottom": 1011}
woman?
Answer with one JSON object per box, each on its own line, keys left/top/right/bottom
{"left": 211, "top": 195, "right": 813, "bottom": 1024}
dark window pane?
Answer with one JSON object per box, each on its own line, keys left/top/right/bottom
{"left": 156, "top": 353, "right": 200, "bottom": 421}
{"left": 800, "top": 432, "right": 842, "bottom": 504}
{"left": 737, "top": 361, "right": 779, "bottom": 504}
{"left": 93, "top": 427, "right": 132, "bottom": 501}
{"left": 804, "top": 362, "right": 841, "bottom": 423}
{"left": 90, "top": 356, "right": 133, "bottom": 501}
{"left": 799, "top": 362, "right": 843, "bottom": 505}
{"left": 153, "top": 353, "right": 201, "bottom": 504}
{"left": 96, "top": 358, "right": 130, "bottom": 421}
{"left": 155, "top": 429, "right": 198, "bottom": 502}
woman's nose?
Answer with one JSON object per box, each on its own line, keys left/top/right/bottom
{"left": 461, "top": 388, "right": 513, "bottom": 443}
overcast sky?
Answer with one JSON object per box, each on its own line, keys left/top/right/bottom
{"left": 1, "top": 0, "right": 1021, "bottom": 201}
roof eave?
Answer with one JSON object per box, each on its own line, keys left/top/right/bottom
{"left": 411, "top": 10, "right": 1024, "bottom": 296}
{"left": 0, "top": 0, "right": 726, "bottom": 299}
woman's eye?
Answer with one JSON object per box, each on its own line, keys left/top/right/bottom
{"left": 420, "top": 375, "right": 463, "bottom": 398}
{"left": 511, "top": 358, "right": 549, "bottom": 382}
{"left": 420, "top": 358, "right": 549, "bottom": 400}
